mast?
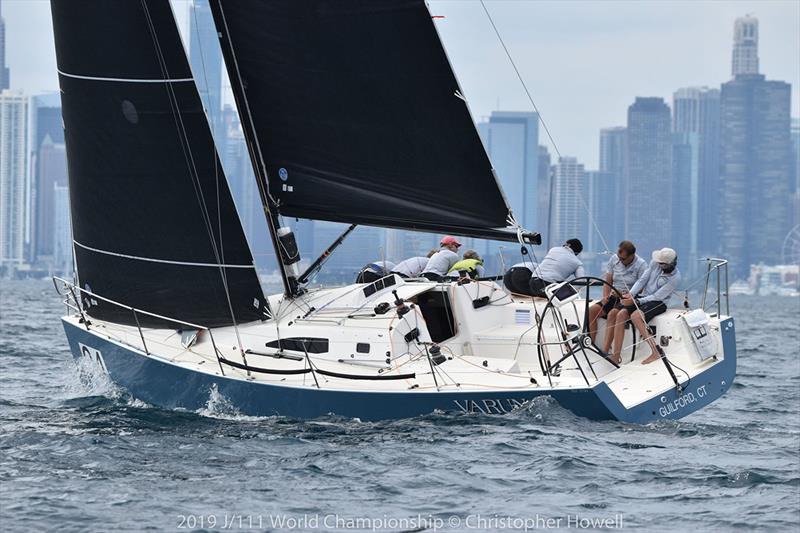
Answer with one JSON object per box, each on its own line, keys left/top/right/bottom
{"left": 210, "top": 0, "right": 297, "bottom": 297}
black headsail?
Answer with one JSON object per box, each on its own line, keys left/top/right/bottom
{"left": 52, "top": 0, "right": 268, "bottom": 327}
{"left": 209, "top": 0, "right": 536, "bottom": 243}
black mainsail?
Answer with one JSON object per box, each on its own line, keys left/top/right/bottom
{"left": 52, "top": 0, "right": 268, "bottom": 327}
{"left": 209, "top": 0, "right": 533, "bottom": 242}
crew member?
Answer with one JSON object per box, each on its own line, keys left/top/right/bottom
{"left": 528, "top": 239, "right": 585, "bottom": 297}
{"left": 390, "top": 250, "right": 437, "bottom": 279}
{"left": 355, "top": 260, "right": 395, "bottom": 284}
{"left": 503, "top": 262, "right": 538, "bottom": 295}
{"left": 609, "top": 247, "right": 681, "bottom": 365}
{"left": 447, "top": 250, "right": 485, "bottom": 279}
{"left": 587, "top": 240, "right": 647, "bottom": 354}
{"left": 421, "top": 236, "right": 461, "bottom": 281}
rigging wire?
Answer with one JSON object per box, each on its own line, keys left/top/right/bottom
{"left": 479, "top": 0, "right": 611, "bottom": 255}
{"left": 477, "top": 1, "right": 686, "bottom": 375}
{"left": 141, "top": 1, "right": 247, "bottom": 359}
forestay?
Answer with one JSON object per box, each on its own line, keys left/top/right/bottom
{"left": 52, "top": 0, "right": 268, "bottom": 327}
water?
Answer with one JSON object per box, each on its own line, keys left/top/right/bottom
{"left": 1, "top": 280, "right": 798, "bottom": 532}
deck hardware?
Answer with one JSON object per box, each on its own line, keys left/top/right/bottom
{"left": 374, "top": 302, "right": 391, "bottom": 315}
{"left": 472, "top": 296, "right": 490, "bottom": 309}
{"left": 404, "top": 328, "right": 420, "bottom": 343}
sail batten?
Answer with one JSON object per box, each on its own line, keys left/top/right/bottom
{"left": 52, "top": 0, "right": 268, "bottom": 327}
{"left": 210, "top": 0, "right": 524, "bottom": 242}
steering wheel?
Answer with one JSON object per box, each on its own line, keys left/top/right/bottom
{"left": 535, "top": 276, "right": 623, "bottom": 386}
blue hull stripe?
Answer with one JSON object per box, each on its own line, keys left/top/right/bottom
{"left": 62, "top": 318, "right": 737, "bottom": 423}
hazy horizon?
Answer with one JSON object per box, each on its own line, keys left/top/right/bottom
{"left": 3, "top": 0, "right": 799, "bottom": 168}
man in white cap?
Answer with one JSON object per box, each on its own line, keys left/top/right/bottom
{"left": 608, "top": 247, "right": 681, "bottom": 365}
{"left": 421, "top": 236, "right": 461, "bottom": 281}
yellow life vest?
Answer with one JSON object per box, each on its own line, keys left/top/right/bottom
{"left": 448, "top": 258, "right": 483, "bottom": 274}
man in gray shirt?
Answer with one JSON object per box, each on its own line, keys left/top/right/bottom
{"left": 588, "top": 240, "right": 647, "bottom": 354}
{"left": 528, "top": 239, "right": 585, "bottom": 296}
{"left": 609, "top": 247, "right": 681, "bottom": 365}
{"left": 421, "top": 236, "right": 461, "bottom": 281}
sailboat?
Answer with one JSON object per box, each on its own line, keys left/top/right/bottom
{"left": 52, "top": 0, "right": 736, "bottom": 422}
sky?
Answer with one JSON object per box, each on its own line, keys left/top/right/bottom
{"left": 3, "top": 0, "right": 799, "bottom": 169}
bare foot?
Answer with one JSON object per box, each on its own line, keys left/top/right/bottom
{"left": 641, "top": 352, "right": 661, "bottom": 365}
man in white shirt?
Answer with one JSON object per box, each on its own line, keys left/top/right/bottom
{"left": 422, "top": 236, "right": 461, "bottom": 281}
{"left": 587, "top": 240, "right": 647, "bottom": 354}
{"left": 390, "top": 249, "right": 437, "bottom": 279}
{"left": 528, "top": 239, "right": 585, "bottom": 296}
{"left": 355, "top": 260, "right": 395, "bottom": 284}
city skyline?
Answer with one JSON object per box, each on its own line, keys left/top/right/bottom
{"left": 0, "top": 2, "right": 798, "bottom": 283}
{"left": 1, "top": 1, "right": 798, "bottom": 168}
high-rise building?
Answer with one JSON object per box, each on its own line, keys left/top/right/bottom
{"left": 671, "top": 132, "right": 699, "bottom": 275}
{"left": 52, "top": 183, "right": 71, "bottom": 275}
{"left": 33, "top": 136, "right": 67, "bottom": 261}
{"left": 586, "top": 170, "right": 615, "bottom": 253}
{"left": 732, "top": 15, "right": 759, "bottom": 77}
{"left": 550, "top": 157, "right": 587, "bottom": 246}
{"left": 720, "top": 16, "right": 792, "bottom": 276}
{"left": 624, "top": 98, "right": 672, "bottom": 258}
{"left": 31, "top": 95, "right": 67, "bottom": 262}
{"left": 536, "top": 145, "right": 552, "bottom": 248}
{"left": 189, "top": 0, "right": 224, "bottom": 142}
{"left": 0, "top": 0, "right": 9, "bottom": 91}
{"left": 791, "top": 118, "right": 799, "bottom": 229}
{"left": 476, "top": 111, "right": 540, "bottom": 230}
{"left": 598, "top": 127, "right": 626, "bottom": 241}
{"left": 0, "top": 91, "right": 29, "bottom": 274}
{"left": 673, "top": 87, "right": 721, "bottom": 257}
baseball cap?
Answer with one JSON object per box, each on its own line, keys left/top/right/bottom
{"left": 440, "top": 236, "right": 462, "bottom": 247}
{"left": 652, "top": 247, "right": 677, "bottom": 264}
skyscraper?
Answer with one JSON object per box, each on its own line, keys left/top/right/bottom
{"left": 0, "top": 0, "right": 9, "bottom": 91}
{"left": 550, "top": 157, "right": 587, "bottom": 246}
{"left": 586, "top": 170, "right": 615, "bottom": 253}
{"left": 536, "top": 145, "right": 552, "bottom": 247}
{"left": 732, "top": 15, "right": 759, "bottom": 77}
{"left": 720, "top": 16, "right": 792, "bottom": 276}
{"left": 189, "top": 0, "right": 224, "bottom": 140}
{"left": 33, "top": 136, "right": 68, "bottom": 262}
{"left": 476, "top": 111, "right": 540, "bottom": 230}
{"left": 598, "top": 126, "right": 626, "bottom": 241}
{"left": 791, "top": 118, "right": 799, "bottom": 229}
{"left": 671, "top": 132, "right": 699, "bottom": 275}
{"left": 624, "top": 97, "right": 672, "bottom": 257}
{"left": 52, "top": 184, "right": 71, "bottom": 275}
{"left": 0, "top": 91, "right": 29, "bottom": 274}
{"left": 673, "top": 87, "right": 721, "bottom": 257}
{"left": 31, "top": 95, "right": 67, "bottom": 262}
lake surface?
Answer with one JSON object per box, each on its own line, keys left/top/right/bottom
{"left": 1, "top": 280, "right": 798, "bottom": 531}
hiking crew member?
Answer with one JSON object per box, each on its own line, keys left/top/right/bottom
{"left": 390, "top": 250, "right": 437, "bottom": 279}
{"left": 355, "top": 260, "right": 395, "bottom": 284}
{"left": 447, "top": 250, "right": 485, "bottom": 279}
{"left": 503, "top": 262, "right": 538, "bottom": 295}
{"left": 528, "top": 239, "right": 585, "bottom": 297}
{"left": 422, "top": 236, "right": 461, "bottom": 281}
